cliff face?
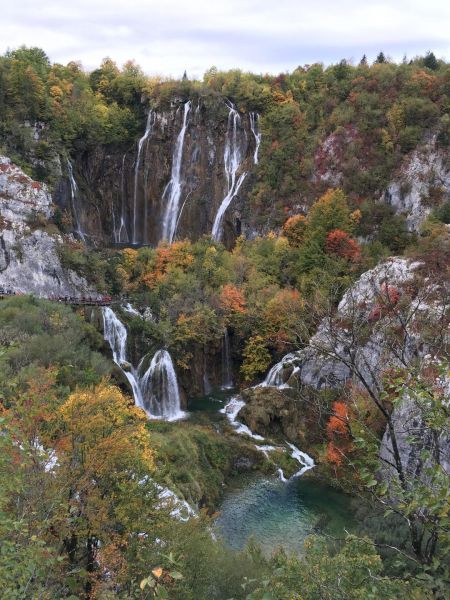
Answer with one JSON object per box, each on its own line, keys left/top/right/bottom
{"left": 241, "top": 257, "right": 450, "bottom": 475}
{"left": 58, "top": 98, "right": 260, "bottom": 248}
{"left": 0, "top": 156, "right": 93, "bottom": 296}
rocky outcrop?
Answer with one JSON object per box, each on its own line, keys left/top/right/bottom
{"left": 382, "top": 136, "right": 450, "bottom": 231}
{"left": 60, "top": 97, "right": 260, "bottom": 248}
{"left": 246, "top": 256, "right": 450, "bottom": 477}
{"left": 0, "top": 157, "right": 93, "bottom": 297}
{"left": 239, "top": 386, "right": 307, "bottom": 444}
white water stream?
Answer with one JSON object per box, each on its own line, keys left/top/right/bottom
{"left": 161, "top": 101, "right": 191, "bottom": 243}
{"left": 249, "top": 112, "right": 261, "bottom": 164}
{"left": 133, "top": 110, "right": 156, "bottom": 244}
{"left": 211, "top": 101, "right": 247, "bottom": 241}
{"left": 67, "top": 160, "right": 87, "bottom": 242}
{"left": 102, "top": 307, "right": 185, "bottom": 420}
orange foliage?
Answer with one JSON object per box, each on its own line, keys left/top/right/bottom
{"left": 220, "top": 284, "right": 246, "bottom": 314}
{"left": 144, "top": 241, "right": 194, "bottom": 288}
{"left": 325, "top": 229, "right": 360, "bottom": 261}
{"left": 325, "top": 401, "right": 352, "bottom": 470}
{"left": 283, "top": 214, "right": 307, "bottom": 246}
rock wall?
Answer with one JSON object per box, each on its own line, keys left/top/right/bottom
{"left": 0, "top": 157, "right": 93, "bottom": 296}
{"left": 241, "top": 257, "right": 450, "bottom": 475}
{"left": 382, "top": 136, "right": 450, "bottom": 231}
{"left": 59, "top": 97, "right": 260, "bottom": 248}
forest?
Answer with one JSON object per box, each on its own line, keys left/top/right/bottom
{"left": 0, "top": 46, "right": 449, "bottom": 599}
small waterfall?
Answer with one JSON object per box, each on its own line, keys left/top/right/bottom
{"left": 161, "top": 101, "right": 191, "bottom": 243}
{"left": 133, "top": 110, "right": 156, "bottom": 244}
{"left": 221, "top": 329, "right": 233, "bottom": 389}
{"left": 102, "top": 308, "right": 184, "bottom": 421}
{"left": 286, "top": 443, "right": 315, "bottom": 478}
{"left": 203, "top": 352, "right": 212, "bottom": 395}
{"left": 102, "top": 307, "right": 144, "bottom": 408}
{"left": 220, "top": 397, "right": 314, "bottom": 480}
{"left": 140, "top": 350, "right": 185, "bottom": 421}
{"left": 211, "top": 101, "right": 247, "bottom": 242}
{"left": 220, "top": 396, "right": 264, "bottom": 440}
{"left": 249, "top": 112, "right": 261, "bottom": 164}
{"left": 259, "top": 353, "right": 298, "bottom": 388}
{"left": 67, "top": 160, "right": 86, "bottom": 242}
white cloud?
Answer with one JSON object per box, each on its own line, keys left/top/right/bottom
{"left": 1, "top": 0, "right": 449, "bottom": 76}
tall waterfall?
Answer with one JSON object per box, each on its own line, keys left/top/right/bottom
{"left": 211, "top": 102, "right": 247, "bottom": 242}
{"left": 133, "top": 110, "right": 155, "bottom": 245}
{"left": 67, "top": 160, "right": 86, "bottom": 242}
{"left": 221, "top": 329, "right": 233, "bottom": 389}
{"left": 102, "top": 307, "right": 185, "bottom": 420}
{"left": 161, "top": 101, "right": 191, "bottom": 243}
{"left": 140, "top": 350, "right": 186, "bottom": 421}
{"left": 249, "top": 112, "right": 261, "bottom": 164}
{"left": 114, "top": 153, "right": 129, "bottom": 243}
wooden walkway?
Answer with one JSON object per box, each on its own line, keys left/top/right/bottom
{"left": 0, "top": 289, "right": 113, "bottom": 306}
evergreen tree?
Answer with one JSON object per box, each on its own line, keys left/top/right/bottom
{"left": 423, "top": 50, "right": 438, "bottom": 70}
{"left": 375, "top": 51, "right": 386, "bottom": 63}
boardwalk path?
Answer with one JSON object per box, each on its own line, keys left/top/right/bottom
{"left": 0, "top": 288, "right": 113, "bottom": 307}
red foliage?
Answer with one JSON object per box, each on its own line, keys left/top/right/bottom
{"left": 325, "top": 401, "right": 352, "bottom": 470}
{"left": 325, "top": 229, "right": 360, "bottom": 261}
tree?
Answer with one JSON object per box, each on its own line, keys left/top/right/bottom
{"left": 376, "top": 52, "right": 386, "bottom": 64}
{"left": 302, "top": 261, "right": 450, "bottom": 579}
{"left": 423, "top": 51, "right": 438, "bottom": 71}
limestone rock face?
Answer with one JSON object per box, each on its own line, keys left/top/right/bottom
{"left": 380, "top": 393, "right": 450, "bottom": 480}
{"left": 382, "top": 136, "right": 450, "bottom": 231}
{"left": 0, "top": 156, "right": 93, "bottom": 297}
{"left": 250, "top": 256, "right": 450, "bottom": 478}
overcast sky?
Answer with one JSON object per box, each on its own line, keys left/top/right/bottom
{"left": 2, "top": 0, "right": 449, "bottom": 77}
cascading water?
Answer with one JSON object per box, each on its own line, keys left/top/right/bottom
{"left": 220, "top": 396, "right": 314, "bottom": 480}
{"left": 161, "top": 101, "right": 191, "bottom": 243}
{"left": 140, "top": 350, "right": 186, "bottom": 421}
{"left": 102, "top": 307, "right": 185, "bottom": 421}
{"left": 102, "top": 307, "right": 144, "bottom": 408}
{"left": 221, "top": 329, "right": 234, "bottom": 389}
{"left": 249, "top": 112, "right": 261, "bottom": 164}
{"left": 211, "top": 101, "right": 247, "bottom": 242}
{"left": 67, "top": 160, "right": 86, "bottom": 242}
{"left": 114, "top": 153, "right": 129, "bottom": 244}
{"left": 133, "top": 110, "right": 156, "bottom": 245}
{"left": 259, "top": 352, "right": 299, "bottom": 388}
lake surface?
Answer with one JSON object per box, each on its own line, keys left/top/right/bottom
{"left": 215, "top": 472, "right": 354, "bottom": 556}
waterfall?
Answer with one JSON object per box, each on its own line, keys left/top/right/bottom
{"left": 286, "top": 443, "right": 315, "bottom": 478}
{"left": 115, "top": 153, "right": 129, "bottom": 243}
{"left": 161, "top": 101, "right": 191, "bottom": 243}
{"left": 211, "top": 102, "right": 247, "bottom": 242}
{"left": 133, "top": 110, "right": 156, "bottom": 244}
{"left": 220, "top": 397, "right": 314, "bottom": 480}
{"left": 102, "top": 307, "right": 144, "bottom": 408}
{"left": 140, "top": 350, "right": 186, "bottom": 421}
{"left": 249, "top": 112, "right": 261, "bottom": 164}
{"left": 67, "top": 160, "right": 86, "bottom": 242}
{"left": 102, "top": 308, "right": 185, "bottom": 421}
{"left": 203, "top": 352, "right": 212, "bottom": 395}
{"left": 220, "top": 396, "right": 264, "bottom": 440}
{"left": 221, "top": 329, "right": 234, "bottom": 389}
{"left": 259, "top": 353, "right": 298, "bottom": 388}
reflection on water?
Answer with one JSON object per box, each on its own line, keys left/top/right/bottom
{"left": 215, "top": 473, "right": 354, "bottom": 556}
